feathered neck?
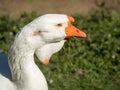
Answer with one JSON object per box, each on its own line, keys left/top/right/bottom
{"left": 8, "top": 32, "right": 48, "bottom": 90}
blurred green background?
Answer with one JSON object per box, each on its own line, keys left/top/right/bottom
{"left": 0, "top": 0, "right": 120, "bottom": 90}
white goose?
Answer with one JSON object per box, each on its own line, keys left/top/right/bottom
{"left": 0, "top": 14, "right": 86, "bottom": 90}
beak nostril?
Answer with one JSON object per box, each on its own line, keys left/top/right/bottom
{"left": 76, "top": 30, "right": 79, "bottom": 33}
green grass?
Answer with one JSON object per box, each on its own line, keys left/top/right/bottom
{"left": 0, "top": 9, "right": 120, "bottom": 90}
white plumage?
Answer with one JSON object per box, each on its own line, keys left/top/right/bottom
{"left": 0, "top": 14, "right": 86, "bottom": 90}
{"left": 35, "top": 40, "right": 65, "bottom": 64}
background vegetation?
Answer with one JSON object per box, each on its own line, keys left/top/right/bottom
{"left": 0, "top": 9, "right": 120, "bottom": 90}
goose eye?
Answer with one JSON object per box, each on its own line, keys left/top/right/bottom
{"left": 56, "top": 23, "right": 62, "bottom": 27}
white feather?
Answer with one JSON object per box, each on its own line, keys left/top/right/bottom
{"left": 0, "top": 14, "right": 69, "bottom": 90}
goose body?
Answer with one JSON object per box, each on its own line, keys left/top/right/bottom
{"left": 0, "top": 14, "right": 86, "bottom": 90}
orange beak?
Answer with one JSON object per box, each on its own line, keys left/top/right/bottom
{"left": 65, "top": 16, "right": 86, "bottom": 39}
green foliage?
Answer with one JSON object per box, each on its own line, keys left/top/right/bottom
{"left": 0, "top": 9, "right": 120, "bottom": 90}
{"left": 0, "top": 12, "right": 37, "bottom": 52}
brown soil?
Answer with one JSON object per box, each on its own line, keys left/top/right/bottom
{"left": 0, "top": 0, "right": 120, "bottom": 18}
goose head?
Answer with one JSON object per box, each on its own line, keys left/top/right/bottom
{"left": 33, "top": 14, "right": 86, "bottom": 64}
{"left": 13, "top": 14, "right": 86, "bottom": 64}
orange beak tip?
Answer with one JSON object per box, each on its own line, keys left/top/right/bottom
{"left": 76, "top": 29, "right": 87, "bottom": 38}
{"left": 81, "top": 32, "right": 87, "bottom": 38}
